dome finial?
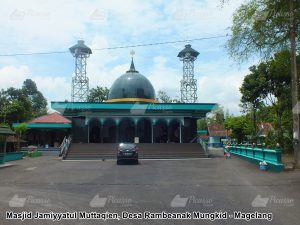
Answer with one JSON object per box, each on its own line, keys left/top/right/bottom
{"left": 127, "top": 50, "right": 138, "bottom": 73}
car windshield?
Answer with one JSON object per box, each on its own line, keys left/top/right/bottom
{"left": 119, "top": 143, "right": 135, "bottom": 149}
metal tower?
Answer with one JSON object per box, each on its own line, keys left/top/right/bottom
{"left": 177, "top": 44, "right": 199, "bottom": 103}
{"left": 69, "top": 40, "right": 92, "bottom": 102}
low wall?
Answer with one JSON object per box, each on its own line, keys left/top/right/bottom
{"left": 5, "top": 152, "right": 24, "bottom": 161}
{"left": 0, "top": 153, "right": 5, "bottom": 164}
{"left": 227, "top": 145, "right": 284, "bottom": 172}
{"left": 21, "top": 147, "right": 60, "bottom": 156}
{"left": 0, "top": 152, "right": 23, "bottom": 164}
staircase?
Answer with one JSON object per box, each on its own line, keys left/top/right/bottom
{"left": 64, "top": 143, "right": 208, "bottom": 160}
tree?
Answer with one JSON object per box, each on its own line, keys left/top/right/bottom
{"left": 226, "top": 0, "right": 300, "bottom": 165}
{"left": 0, "top": 88, "right": 32, "bottom": 124}
{"left": 262, "top": 51, "right": 295, "bottom": 148}
{"left": 207, "top": 105, "right": 225, "bottom": 125}
{"left": 87, "top": 86, "right": 109, "bottom": 102}
{"left": 240, "top": 64, "right": 267, "bottom": 139}
{"left": 156, "top": 90, "right": 181, "bottom": 103}
{"left": 22, "top": 79, "right": 48, "bottom": 117}
{"left": 157, "top": 91, "right": 172, "bottom": 103}
{"left": 14, "top": 123, "right": 28, "bottom": 151}
{"left": 224, "top": 116, "right": 252, "bottom": 143}
{"left": 0, "top": 79, "right": 48, "bottom": 125}
{"left": 197, "top": 118, "right": 207, "bottom": 130}
{"left": 226, "top": 0, "right": 299, "bottom": 62}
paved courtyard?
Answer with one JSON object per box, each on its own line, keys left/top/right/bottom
{"left": 0, "top": 151, "right": 299, "bottom": 225}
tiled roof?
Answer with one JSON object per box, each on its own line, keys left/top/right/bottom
{"left": 29, "top": 112, "right": 71, "bottom": 124}
{"left": 207, "top": 123, "right": 231, "bottom": 137}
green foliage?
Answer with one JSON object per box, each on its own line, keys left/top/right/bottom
{"left": 14, "top": 123, "right": 28, "bottom": 136}
{"left": 157, "top": 90, "right": 172, "bottom": 103}
{"left": 197, "top": 118, "right": 207, "bottom": 130}
{"left": 224, "top": 116, "right": 252, "bottom": 143}
{"left": 156, "top": 90, "right": 181, "bottom": 103}
{"left": 0, "top": 79, "right": 48, "bottom": 125}
{"left": 227, "top": 0, "right": 300, "bottom": 62}
{"left": 207, "top": 105, "right": 225, "bottom": 125}
{"left": 87, "top": 86, "right": 109, "bottom": 102}
{"left": 22, "top": 79, "right": 48, "bottom": 117}
{"left": 13, "top": 123, "right": 28, "bottom": 151}
{"left": 240, "top": 64, "right": 267, "bottom": 136}
{"left": 239, "top": 50, "right": 299, "bottom": 150}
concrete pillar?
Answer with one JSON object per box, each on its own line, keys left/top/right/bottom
{"left": 167, "top": 119, "right": 170, "bottom": 143}
{"left": 115, "top": 118, "right": 120, "bottom": 143}
{"left": 179, "top": 122, "right": 182, "bottom": 143}
{"left": 85, "top": 118, "right": 89, "bottom": 143}
{"left": 134, "top": 118, "right": 138, "bottom": 137}
{"left": 151, "top": 119, "right": 156, "bottom": 144}
{"left": 100, "top": 119, "right": 104, "bottom": 143}
{"left": 87, "top": 124, "right": 90, "bottom": 143}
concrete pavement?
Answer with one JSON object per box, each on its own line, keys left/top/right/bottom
{"left": 0, "top": 151, "right": 299, "bottom": 225}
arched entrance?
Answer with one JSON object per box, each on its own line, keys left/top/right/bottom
{"left": 137, "top": 118, "right": 152, "bottom": 143}
{"left": 119, "top": 118, "right": 135, "bottom": 143}
{"left": 169, "top": 119, "right": 180, "bottom": 143}
{"left": 154, "top": 119, "right": 168, "bottom": 143}
{"left": 89, "top": 118, "right": 101, "bottom": 143}
{"left": 102, "top": 119, "right": 116, "bottom": 143}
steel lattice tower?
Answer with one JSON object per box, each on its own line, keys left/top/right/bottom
{"left": 177, "top": 44, "right": 199, "bottom": 103}
{"left": 69, "top": 40, "right": 92, "bottom": 102}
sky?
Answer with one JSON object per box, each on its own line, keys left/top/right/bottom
{"left": 0, "top": 0, "right": 255, "bottom": 115}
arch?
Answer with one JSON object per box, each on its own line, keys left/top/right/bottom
{"left": 89, "top": 118, "right": 101, "bottom": 143}
{"left": 169, "top": 119, "right": 181, "bottom": 143}
{"left": 118, "top": 118, "right": 135, "bottom": 143}
{"left": 137, "top": 118, "right": 152, "bottom": 143}
{"left": 102, "top": 118, "right": 116, "bottom": 143}
{"left": 154, "top": 119, "right": 168, "bottom": 143}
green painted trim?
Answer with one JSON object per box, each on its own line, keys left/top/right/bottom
{"left": 51, "top": 102, "right": 217, "bottom": 111}
{"left": 13, "top": 123, "right": 71, "bottom": 129}
{"left": 197, "top": 130, "right": 207, "bottom": 134}
{"left": 227, "top": 145, "right": 284, "bottom": 172}
{"left": 4, "top": 152, "right": 23, "bottom": 161}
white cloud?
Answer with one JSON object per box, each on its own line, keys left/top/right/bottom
{"left": 0, "top": 0, "right": 253, "bottom": 117}
{"left": 148, "top": 56, "right": 181, "bottom": 98}
{"left": 0, "top": 65, "right": 29, "bottom": 89}
{"left": 0, "top": 65, "right": 70, "bottom": 103}
{"left": 197, "top": 60, "right": 249, "bottom": 115}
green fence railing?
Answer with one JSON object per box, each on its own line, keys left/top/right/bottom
{"left": 227, "top": 145, "right": 284, "bottom": 172}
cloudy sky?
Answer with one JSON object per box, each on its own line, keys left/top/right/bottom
{"left": 0, "top": 0, "right": 254, "bottom": 115}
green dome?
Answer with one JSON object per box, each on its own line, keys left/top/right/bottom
{"left": 107, "top": 59, "right": 156, "bottom": 103}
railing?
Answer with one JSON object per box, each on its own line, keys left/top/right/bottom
{"left": 59, "top": 136, "right": 72, "bottom": 159}
{"left": 197, "top": 137, "right": 208, "bottom": 156}
{"left": 227, "top": 145, "right": 284, "bottom": 172}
